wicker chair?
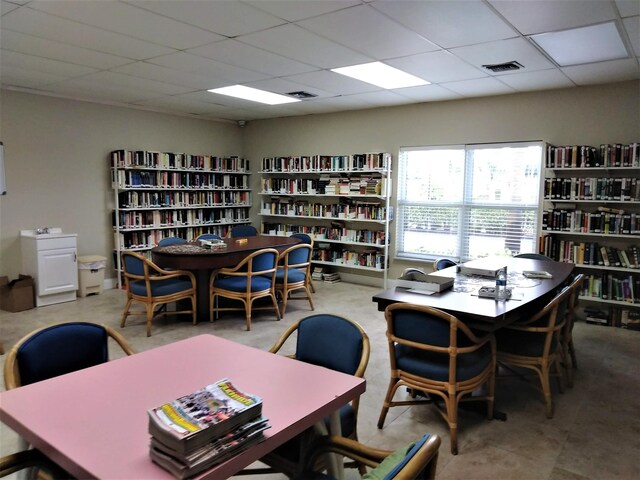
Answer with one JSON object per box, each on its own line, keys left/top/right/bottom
{"left": 120, "top": 251, "right": 197, "bottom": 337}
{"left": 496, "top": 285, "right": 572, "bottom": 418}
{"left": 294, "top": 433, "right": 441, "bottom": 480}
{"left": 560, "top": 273, "right": 585, "bottom": 387}
{"left": 290, "top": 233, "right": 316, "bottom": 292}
{"left": 157, "top": 236, "right": 187, "bottom": 246}
{"left": 275, "top": 243, "right": 315, "bottom": 315}
{"left": 209, "top": 248, "right": 280, "bottom": 330}
{"left": 0, "top": 449, "right": 72, "bottom": 479}
{"left": 229, "top": 225, "right": 258, "bottom": 238}
{"left": 433, "top": 258, "right": 457, "bottom": 271}
{"left": 377, "top": 303, "right": 496, "bottom": 455}
{"left": 514, "top": 253, "right": 553, "bottom": 260}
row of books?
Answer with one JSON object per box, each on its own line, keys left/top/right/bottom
{"left": 115, "top": 209, "right": 249, "bottom": 231}
{"left": 314, "top": 243, "right": 386, "bottom": 269}
{"left": 584, "top": 306, "right": 640, "bottom": 329}
{"left": 261, "top": 200, "right": 387, "bottom": 221}
{"left": 310, "top": 266, "right": 342, "bottom": 284}
{"left": 260, "top": 176, "right": 389, "bottom": 197}
{"left": 148, "top": 378, "right": 269, "bottom": 479}
{"left": 261, "top": 153, "right": 390, "bottom": 172}
{"left": 118, "top": 191, "right": 250, "bottom": 209}
{"left": 544, "top": 177, "right": 640, "bottom": 201}
{"left": 542, "top": 209, "right": 639, "bottom": 235}
{"left": 546, "top": 143, "right": 640, "bottom": 168}
{"left": 261, "top": 223, "right": 386, "bottom": 246}
{"left": 581, "top": 273, "right": 640, "bottom": 304}
{"left": 112, "top": 150, "right": 250, "bottom": 172}
{"left": 115, "top": 225, "right": 235, "bottom": 249}
{"left": 113, "top": 170, "right": 249, "bottom": 190}
{"left": 539, "top": 237, "right": 640, "bottom": 268}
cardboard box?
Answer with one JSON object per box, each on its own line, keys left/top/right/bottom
{"left": 0, "top": 274, "right": 35, "bottom": 312}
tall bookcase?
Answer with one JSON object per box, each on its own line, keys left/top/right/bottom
{"left": 541, "top": 142, "right": 640, "bottom": 327}
{"left": 259, "top": 153, "right": 392, "bottom": 287}
{"left": 111, "top": 149, "right": 251, "bottom": 284}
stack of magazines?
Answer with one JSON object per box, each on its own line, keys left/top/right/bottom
{"left": 148, "top": 378, "right": 269, "bottom": 479}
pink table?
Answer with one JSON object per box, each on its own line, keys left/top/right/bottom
{"left": 0, "top": 335, "right": 365, "bottom": 479}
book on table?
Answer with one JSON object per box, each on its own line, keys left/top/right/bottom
{"left": 148, "top": 378, "right": 263, "bottom": 454}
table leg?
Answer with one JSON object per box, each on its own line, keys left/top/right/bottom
{"left": 195, "top": 270, "right": 211, "bottom": 323}
{"left": 313, "top": 411, "right": 344, "bottom": 480}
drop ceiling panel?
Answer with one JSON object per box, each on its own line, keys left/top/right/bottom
{"left": 616, "top": 0, "right": 640, "bottom": 18}
{"left": 131, "top": 96, "right": 234, "bottom": 115}
{"left": 0, "top": 65, "right": 69, "bottom": 89}
{"left": 77, "top": 71, "right": 194, "bottom": 96}
{"left": 283, "top": 70, "right": 382, "bottom": 96}
{"left": 112, "top": 62, "right": 219, "bottom": 91}
{"left": 1, "top": 30, "right": 134, "bottom": 70}
{"left": 386, "top": 51, "right": 488, "bottom": 83}
{"left": 393, "top": 84, "right": 464, "bottom": 102}
{"left": 496, "top": 68, "right": 575, "bottom": 91}
{"left": 451, "top": 37, "right": 555, "bottom": 74}
{"left": 561, "top": 57, "right": 640, "bottom": 85}
{"left": 1, "top": 50, "right": 97, "bottom": 78}
{"left": 489, "top": 0, "right": 617, "bottom": 35}
{"left": 238, "top": 24, "right": 372, "bottom": 69}
{"left": 348, "top": 89, "right": 415, "bottom": 107}
{"left": 623, "top": 16, "right": 640, "bottom": 56}
{"left": 187, "top": 39, "right": 317, "bottom": 77}
{"left": 3, "top": 7, "right": 175, "bottom": 59}
{"left": 298, "top": 4, "right": 439, "bottom": 59}
{"left": 125, "top": 0, "right": 286, "bottom": 37}
{"left": 441, "top": 76, "right": 516, "bottom": 97}
{"left": 372, "top": 0, "right": 517, "bottom": 48}
{"left": 27, "top": 0, "right": 224, "bottom": 49}
{"left": 1, "top": 0, "right": 19, "bottom": 15}
{"left": 246, "top": 0, "right": 360, "bottom": 22}
{"left": 244, "top": 77, "right": 335, "bottom": 99}
{"left": 45, "top": 80, "right": 162, "bottom": 104}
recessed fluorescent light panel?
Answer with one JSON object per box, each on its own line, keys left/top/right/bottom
{"left": 530, "top": 22, "right": 628, "bottom": 67}
{"left": 207, "top": 85, "right": 300, "bottom": 105}
{"left": 331, "top": 62, "right": 429, "bottom": 89}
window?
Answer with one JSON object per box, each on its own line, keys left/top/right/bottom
{"left": 396, "top": 142, "right": 543, "bottom": 261}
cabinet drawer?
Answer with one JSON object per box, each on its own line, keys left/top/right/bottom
{"left": 35, "top": 236, "right": 77, "bottom": 250}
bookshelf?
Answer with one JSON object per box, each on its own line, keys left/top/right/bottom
{"left": 259, "top": 153, "right": 392, "bottom": 287}
{"left": 541, "top": 142, "right": 640, "bottom": 326}
{"left": 111, "top": 150, "right": 251, "bottom": 284}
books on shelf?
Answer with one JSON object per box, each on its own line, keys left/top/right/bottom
{"left": 148, "top": 378, "right": 269, "bottom": 478}
{"left": 323, "top": 272, "right": 341, "bottom": 284}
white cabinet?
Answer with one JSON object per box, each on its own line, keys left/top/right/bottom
{"left": 21, "top": 229, "right": 78, "bottom": 307}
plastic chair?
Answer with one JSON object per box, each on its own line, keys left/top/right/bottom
{"left": 4, "top": 321, "right": 135, "bottom": 390}
{"left": 209, "top": 248, "right": 280, "bottom": 330}
{"left": 434, "top": 258, "right": 457, "bottom": 271}
{"left": 261, "top": 314, "right": 371, "bottom": 477}
{"left": 294, "top": 433, "right": 441, "bottom": 480}
{"left": 514, "top": 253, "right": 552, "bottom": 260}
{"left": 229, "top": 225, "right": 258, "bottom": 238}
{"left": 275, "top": 243, "right": 315, "bottom": 315}
{"left": 496, "top": 285, "right": 572, "bottom": 418}
{"left": 377, "top": 303, "right": 496, "bottom": 455}
{"left": 0, "top": 449, "right": 72, "bottom": 479}
{"left": 120, "top": 251, "right": 197, "bottom": 336}
{"left": 157, "top": 236, "right": 187, "bottom": 246}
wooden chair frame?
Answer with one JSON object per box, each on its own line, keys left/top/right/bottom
{"left": 209, "top": 248, "right": 280, "bottom": 330}
{"left": 560, "top": 273, "right": 584, "bottom": 387}
{"left": 378, "top": 303, "right": 496, "bottom": 455}
{"left": 290, "top": 233, "right": 316, "bottom": 293}
{"left": 120, "top": 251, "right": 197, "bottom": 337}
{"left": 4, "top": 321, "right": 135, "bottom": 390}
{"left": 497, "top": 285, "right": 571, "bottom": 418}
{"left": 0, "top": 449, "right": 72, "bottom": 479}
{"left": 275, "top": 243, "right": 315, "bottom": 316}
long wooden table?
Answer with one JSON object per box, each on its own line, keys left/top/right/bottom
{"left": 373, "top": 257, "right": 574, "bottom": 331}
{"left": 0, "top": 334, "right": 365, "bottom": 479}
{"left": 152, "top": 235, "right": 299, "bottom": 321}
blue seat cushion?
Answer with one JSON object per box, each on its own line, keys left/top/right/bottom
{"left": 130, "top": 278, "right": 192, "bottom": 297}
{"left": 17, "top": 323, "right": 109, "bottom": 386}
{"left": 496, "top": 328, "right": 557, "bottom": 357}
{"left": 274, "top": 269, "right": 306, "bottom": 284}
{"left": 215, "top": 275, "right": 272, "bottom": 292}
{"left": 395, "top": 343, "right": 492, "bottom": 382}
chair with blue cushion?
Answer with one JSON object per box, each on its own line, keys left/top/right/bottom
{"left": 377, "top": 303, "right": 496, "bottom": 455}
{"left": 290, "top": 233, "right": 316, "bottom": 292}
{"left": 120, "top": 251, "right": 197, "bottom": 337}
{"left": 560, "top": 273, "right": 585, "bottom": 387}
{"left": 294, "top": 433, "right": 441, "bottom": 480}
{"left": 0, "top": 449, "right": 72, "bottom": 479}
{"left": 260, "top": 314, "right": 371, "bottom": 477}
{"left": 514, "top": 253, "right": 552, "bottom": 260}
{"left": 4, "top": 321, "right": 135, "bottom": 390}
{"left": 196, "top": 233, "right": 222, "bottom": 241}
{"left": 434, "top": 258, "right": 457, "bottom": 271}
{"left": 275, "top": 243, "right": 314, "bottom": 315}
{"left": 229, "top": 225, "right": 258, "bottom": 238}
{"left": 209, "top": 248, "right": 280, "bottom": 330}
{"left": 496, "top": 285, "right": 571, "bottom": 418}
{"left": 157, "top": 236, "right": 187, "bottom": 246}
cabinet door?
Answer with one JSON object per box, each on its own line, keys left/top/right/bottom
{"left": 37, "top": 247, "right": 78, "bottom": 296}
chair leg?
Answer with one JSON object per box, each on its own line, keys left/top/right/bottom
{"left": 306, "top": 285, "right": 315, "bottom": 311}
{"left": 377, "top": 378, "right": 400, "bottom": 429}
{"left": 146, "top": 303, "right": 154, "bottom": 337}
{"left": 280, "top": 288, "right": 289, "bottom": 316}
{"left": 569, "top": 339, "right": 578, "bottom": 369}
{"left": 270, "top": 293, "right": 281, "bottom": 321}
{"left": 120, "top": 298, "right": 133, "bottom": 328}
{"left": 537, "top": 366, "right": 554, "bottom": 419}
{"left": 448, "top": 396, "right": 458, "bottom": 455}
{"left": 191, "top": 296, "right": 197, "bottom": 326}
{"left": 554, "top": 357, "right": 565, "bottom": 394}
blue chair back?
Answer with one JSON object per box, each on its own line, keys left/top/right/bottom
{"left": 296, "top": 314, "right": 364, "bottom": 375}
{"left": 252, "top": 249, "right": 278, "bottom": 272}
{"left": 290, "top": 233, "right": 312, "bottom": 245}
{"left": 123, "top": 252, "right": 145, "bottom": 276}
{"left": 435, "top": 258, "right": 457, "bottom": 271}
{"left": 515, "top": 253, "right": 552, "bottom": 260}
{"left": 16, "top": 322, "right": 110, "bottom": 386}
{"left": 158, "top": 237, "right": 186, "bottom": 246}
{"left": 286, "top": 244, "right": 312, "bottom": 266}
{"left": 390, "top": 307, "right": 474, "bottom": 348}
{"left": 230, "top": 225, "right": 258, "bottom": 237}
{"left": 197, "top": 233, "right": 222, "bottom": 241}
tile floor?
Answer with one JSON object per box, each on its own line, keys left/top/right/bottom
{"left": 1, "top": 282, "right": 638, "bottom": 479}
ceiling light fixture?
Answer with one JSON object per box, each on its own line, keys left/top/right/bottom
{"left": 207, "top": 85, "right": 300, "bottom": 105}
{"left": 529, "top": 22, "right": 628, "bottom": 67}
{"left": 331, "top": 62, "right": 429, "bottom": 89}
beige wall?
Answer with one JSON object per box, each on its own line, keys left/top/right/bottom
{"left": 1, "top": 81, "right": 638, "bottom": 283}
{"left": 0, "top": 91, "right": 243, "bottom": 277}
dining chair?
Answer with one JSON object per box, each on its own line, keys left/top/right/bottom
{"left": 209, "top": 248, "right": 280, "bottom": 330}
{"left": 377, "top": 303, "right": 496, "bottom": 455}
{"left": 229, "top": 225, "right": 258, "bottom": 238}
{"left": 196, "top": 233, "right": 222, "bottom": 241}
{"left": 433, "top": 258, "right": 457, "bottom": 271}
{"left": 157, "top": 236, "right": 187, "bottom": 246}
{"left": 294, "top": 433, "right": 441, "bottom": 480}
{"left": 496, "top": 285, "right": 572, "bottom": 418}
{"left": 274, "top": 243, "right": 315, "bottom": 315}
{"left": 120, "top": 251, "right": 197, "bottom": 336}
{"left": 4, "top": 321, "right": 135, "bottom": 390}
{"left": 290, "top": 233, "right": 316, "bottom": 292}
{"left": 560, "top": 273, "right": 585, "bottom": 387}
{"left": 259, "top": 314, "right": 371, "bottom": 477}
{"left": 0, "top": 449, "right": 72, "bottom": 479}
{"left": 514, "top": 253, "right": 553, "bottom": 260}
